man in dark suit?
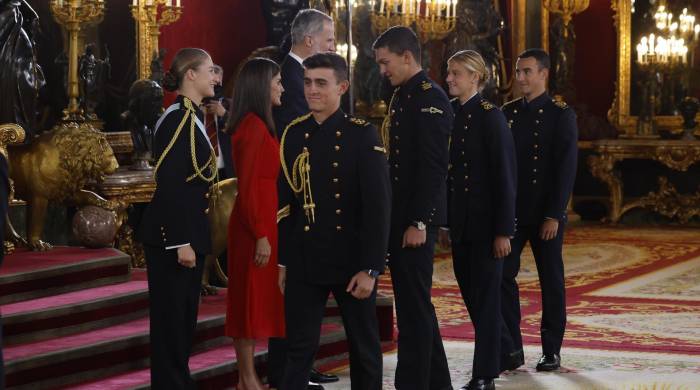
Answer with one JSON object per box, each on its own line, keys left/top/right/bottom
{"left": 269, "top": 8, "right": 339, "bottom": 389}
{"left": 277, "top": 52, "right": 391, "bottom": 390}
{"left": 373, "top": 26, "right": 453, "bottom": 390}
{"left": 500, "top": 49, "right": 578, "bottom": 373}
{"left": 0, "top": 150, "right": 9, "bottom": 389}
{"left": 273, "top": 8, "right": 336, "bottom": 133}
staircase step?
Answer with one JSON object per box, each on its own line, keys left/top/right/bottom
{"left": 5, "top": 294, "right": 228, "bottom": 390}
{"left": 69, "top": 319, "right": 347, "bottom": 390}
{"left": 0, "top": 247, "right": 131, "bottom": 305}
{"left": 1, "top": 275, "right": 149, "bottom": 345}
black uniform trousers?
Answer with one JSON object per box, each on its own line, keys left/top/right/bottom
{"left": 280, "top": 278, "right": 382, "bottom": 390}
{"left": 452, "top": 238, "right": 503, "bottom": 379}
{"left": 501, "top": 223, "right": 566, "bottom": 357}
{"left": 389, "top": 227, "right": 452, "bottom": 390}
{"left": 145, "top": 245, "right": 205, "bottom": 390}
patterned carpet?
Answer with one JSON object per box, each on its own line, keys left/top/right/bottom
{"left": 324, "top": 225, "right": 700, "bottom": 389}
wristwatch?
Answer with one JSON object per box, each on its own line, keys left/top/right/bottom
{"left": 366, "top": 269, "right": 380, "bottom": 278}
{"left": 411, "top": 221, "right": 427, "bottom": 231}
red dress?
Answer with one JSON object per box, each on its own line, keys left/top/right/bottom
{"left": 225, "top": 113, "right": 285, "bottom": 339}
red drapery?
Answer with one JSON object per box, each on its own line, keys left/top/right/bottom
{"left": 159, "top": 0, "right": 268, "bottom": 105}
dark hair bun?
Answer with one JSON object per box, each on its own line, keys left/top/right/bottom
{"left": 162, "top": 71, "right": 179, "bottom": 92}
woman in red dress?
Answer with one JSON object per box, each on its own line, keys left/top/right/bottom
{"left": 225, "top": 57, "right": 285, "bottom": 390}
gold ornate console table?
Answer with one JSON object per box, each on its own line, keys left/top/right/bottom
{"left": 587, "top": 139, "right": 700, "bottom": 224}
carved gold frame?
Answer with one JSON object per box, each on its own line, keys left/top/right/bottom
{"left": 609, "top": 0, "right": 699, "bottom": 137}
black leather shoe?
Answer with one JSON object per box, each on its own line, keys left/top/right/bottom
{"left": 501, "top": 349, "right": 525, "bottom": 371}
{"left": 310, "top": 368, "right": 339, "bottom": 383}
{"left": 460, "top": 378, "right": 495, "bottom": 390}
{"left": 307, "top": 381, "right": 324, "bottom": 390}
{"left": 535, "top": 354, "right": 561, "bottom": 371}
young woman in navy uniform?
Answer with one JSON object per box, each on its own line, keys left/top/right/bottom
{"left": 136, "top": 48, "right": 218, "bottom": 390}
{"left": 439, "top": 50, "right": 517, "bottom": 390}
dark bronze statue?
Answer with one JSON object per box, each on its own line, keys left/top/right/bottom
{"left": 149, "top": 48, "right": 166, "bottom": 86}
{"left": 0, "top": 0, "right": 45, "bottom": 142}
{"left": 678, "top": 96, "right": 699, "bottom": 140}
{"left": 447, "top": 0, "right": 507, "bottom": 104}
{"left": 78, "top": 43, "right": 111, "bottom": 120}
{"left": 121, "top": 79, "right": 163, "bottom": 170}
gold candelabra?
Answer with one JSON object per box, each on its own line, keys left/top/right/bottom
{"left": 50, "top": 0, "right": 105, "bottom": 121}
{"left": 369, "top": 0, "right": 458, "bottom": 42}
{"left": 130, "top": 0, "right": 183, "bottom": 80}
{"left": 543, "top": 0, "right": 589, "bottom": 38}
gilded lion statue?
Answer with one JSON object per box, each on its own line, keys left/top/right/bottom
{"left": 8, "top": 122, "right": 119, "bottom": 250}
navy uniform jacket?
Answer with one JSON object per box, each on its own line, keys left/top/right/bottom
{"left": 447, "top": 94, "right": 517, "bottom": 242}
{"left": 387, "top": 70, "right": 453, "bottom": 229}
{"left": 137, "top": 96, "right": 215, "bottom": 255}
{"left": 278, "top": 109, "right": 391, "bottom": 285}
{"left": 501, "top": 93, "right": 578, "bottom": 226}
{"left": 273, "top": 54, "right": 308, "bottom": 133}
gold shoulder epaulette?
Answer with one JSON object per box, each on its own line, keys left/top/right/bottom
{"left": 421, "top": 80, "right": 432, "bottom": 91}
{"left": 348, "top": 117, "right": 369, "bottom": 126}
{"left": 480, "top": 100, "right": 496, "bottom": 111}
{"left": 553, "top": 99, "right": 569, "bottom": 109}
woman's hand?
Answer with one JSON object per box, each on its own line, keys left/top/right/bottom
{"left": 254, "top": 237, "right": 271, "bottom": 267}
{"left": 177, "top": 245, "right": 196, "bottom": 268}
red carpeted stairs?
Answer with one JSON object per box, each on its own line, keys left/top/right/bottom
{"left": 1, "top": 247, "right": 394, "bottom": 390}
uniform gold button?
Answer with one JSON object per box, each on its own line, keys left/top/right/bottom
{"left": 334, "top": 145, "right": 340, "bottom": 151}
{"left": 333, "top": 178, "right": 339, "bottom": 183}
{"left": 461, "top": 138, "right": 465, "bottom": 142}
{"left": 394, "top": 164, "right": 399, "bottom": 168}
{"left": 534, "top": 156, "right": 539, "bottom": 160}
{"left": 391, "top": 109, "right": 396, "bottom": 114}
{"left": 464, "top": 125, "right": 468, "bottom": 130}
{"left": 304, "top": 225, "right": 310, "bottom": 232}
{"left": 534, "top": 145, "right": 539, "bottom": 149}
{"left": 468, "top": 114, "right": 472, "bottom": 118}
{"left": 461, "top": 151, "right": 465, "bottom": 155}
{"left": 160, "top": 226, "right": 164, "bottom": 230}
{"left": 534, "top": 132, "right": 539, "bottom": 136}
{"left": 532, "top": 179, "right": 537, "bottom": 184}
{"left": 463, "top": 163, "right": 467, "bottom": 167}
{"left": 336, "top": 131, "right": 342, "bottom": 137}
{"left": 535, "top": 120, "right": 540, "bottom": 124}
{"left": 465, "top": 188, "right": 469, "bottom": 192}
{"left": 336, "top": 226, "right": 342, "bottom": 231}
{"left": 513, "top": 109, "right": 518, "bottom": 114}
{"left": 538, "top": 109, "right": 544, "bottom": 114}
{"left": 394, "top": 135, "right": 400, "bottom": 140}
{"left": 303, "top": 147, "right": 308, "bottom": 152}
{"left": 394, "top": 177, "right": 399, "bottom": 181}
{"left": 335, "top": 193, "right": 341, "bottom": 199}
{"left": 464, "top": 175, "right": 469, "bottom": 179}
{"left": 204, "top": 208, "right": 209, "bottom": 214}
{"left": 336, "top": 209, "right": 342, "bottom": 215}
{"left": 533, "top": 168, "right": 537, "bottom": 172}
{"left": 395, "top": 149, "right": 400, "bottom": 155}
{"left": 305, "top": 133, "right": 310, "bottom": 139}
{"left": 332, "top": 162, "right": 339, "bottom": 168}
{"left": 395, "top": 121, "right": 400, "bottom": 126}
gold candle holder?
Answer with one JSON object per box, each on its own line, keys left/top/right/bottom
{"left": 370, "top": 0, "right": 457, "bottom": 43}
{"left": 50, "top": 0, "right": 105, "bottom": 121}
{"left": 130, "top": 0, "right": 183, "bottom": 80}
